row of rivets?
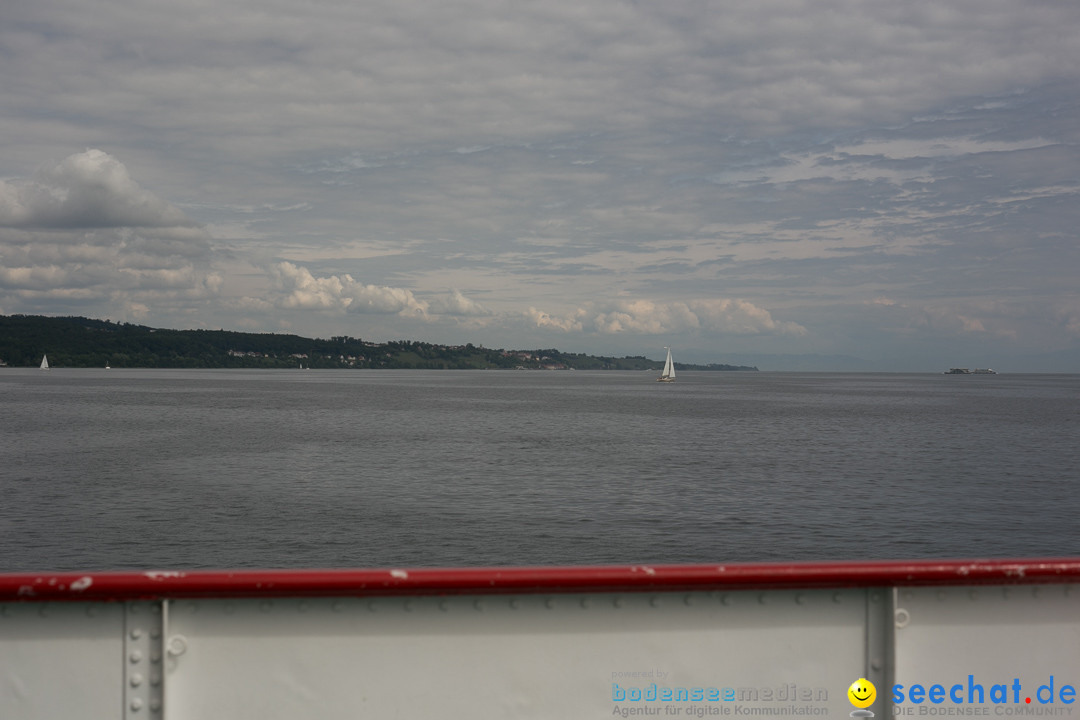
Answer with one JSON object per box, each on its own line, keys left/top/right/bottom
{"left": 892, "top": 585, "right": 1075, "bottom": 629}
{"left": 125, "top": 602, "right": 163, "bottom": 718}
{"left": 163, "top": 591, "right": 855, "bottom": 618}
{"left": 893, "top": 585, "right": 1070, "bottom": 603}
{"left": 21, "top": 586, "right": 1075, "bottom": 624}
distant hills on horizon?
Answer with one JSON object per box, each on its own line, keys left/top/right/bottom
{"left": 0, "top": 314, "right": 758, "bottom": 371}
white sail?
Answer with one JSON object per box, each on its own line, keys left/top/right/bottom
{"left": 657, "top": 347, "right": 675, "bottom": 382}
{"left": 40, "top": 355, "right": 49, "bottom": 370}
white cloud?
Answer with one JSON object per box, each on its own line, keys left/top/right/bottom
{"left": 525, "top": 307, "right": 585, "bottom": 332}
{"left": 0, "top": 150, "right": 220, "bottom": 319}
{"left": 428, "top": 289, "right": 491, "bottom": 317}
{"left": 591, "top": 300, "right": 700, "bottom": 335}
{"left": 269, "top": 262, "right": 428, "bottom": 317}
{"left": 688, "top": 299, "right": 808, "bottom": 337}
{"left": 267, "top": 262, "right": 489, "bottom": 321}
{"left": 1065, "top": 313, "right": 1080, "bottom": 340}
{"left": 526, "top": 298, "right": 806, "bottom": 337}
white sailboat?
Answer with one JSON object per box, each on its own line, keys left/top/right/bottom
{"left": 657, "top": 347, "right": 675, "bottom": 382}
{"left": 40, "top": 355, "right": 49, "bottom": 370}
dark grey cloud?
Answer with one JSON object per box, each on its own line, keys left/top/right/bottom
{"left": 0, "top": 149, "right": 195, "bottom": 229}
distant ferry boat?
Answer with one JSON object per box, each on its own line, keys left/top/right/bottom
{"left": 944, "top": 367, "right": 996, "bottom": 374}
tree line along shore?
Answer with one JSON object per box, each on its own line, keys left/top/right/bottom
{"left": 0, "top": 315, "right": 757, "bottom": 371}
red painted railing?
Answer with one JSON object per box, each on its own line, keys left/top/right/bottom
{"left": 2, "top": 558, "right": 1078, "bottom": 602}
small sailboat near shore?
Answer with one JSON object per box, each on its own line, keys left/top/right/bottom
{"left": 657, "top": 347, "right": 675, "bottom": 382}
{"left": 39, "top": 355, "right": 49, "bottom": 370}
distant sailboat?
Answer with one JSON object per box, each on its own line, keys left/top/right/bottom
{"left": 657, "top": 347, "right": 675, "bottom": 382}
{"left": 40, "top": 355, "right": 49, "bottom": 370}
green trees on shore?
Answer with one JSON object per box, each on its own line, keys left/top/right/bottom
{"left": 0, "top": 315, "right": 756, "bottom": 371}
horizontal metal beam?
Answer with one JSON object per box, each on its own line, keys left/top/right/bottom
{"left": 3, "top": 557, "right": 1079, "bottom": 602}
{"left": 3, "top": 560, "right": 1078, "bottom": 720}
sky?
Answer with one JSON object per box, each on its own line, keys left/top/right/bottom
{"left": 1, "top": 0, "right": 1079, "bottom": 371}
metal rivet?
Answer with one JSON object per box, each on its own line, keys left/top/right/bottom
{"left": 545, "top": 598, "right": 556, "bottom": 609}
{"left": 721, "top": 594, "right": 732, "bottom": 606}
{"left": 166, "top": 636, "right": 187, "bottom": 657}
{"left": 833, "top": 592, "right": 843, "bottom": 604}
{"left": 131, "top": 628, "right": 143, "bottom": 640}
{"left": 612, "top": 597, "right": 622, "bottom": 608}
{"left": 758, "top": 594, "right": 767, "bottom": 605}
{"left": 474, "top": 599, "right": 485, "bottom": 612}
{"left": 650, "top": 596, "right": 662, "bottom": 608}
{"left": 439, "top": 600, "right": 450, "bottom": 612}
{"left": 580, "top": 597, "right": 591, "bottom": 609}
{"left": 130, "top": 650, "right": 143, "bottom": 663}
{"left": 38, "top": 606, "right": 49, "bottom": 618}
{"left": 795, "top": 593, "right": 805, "bottom": 605}
{"left": 684, "top": 594, "right": 694, "bottom": 606}
{"left": 130, "top": 698, "right": 143, "bottom": 711}
{"left": 403, "top": 600, "right": 414, "bottom": 612}
{"left": 130, "top": 672, "right": 144, "bottom": 687}
{"left": 151, "top": 672, "right": 162, "bottom": 687}
{"left": 871, "top": 660, "right": 882, "bottom": 672}
{"left": 509, "top": 598, "right": 520, "bottom": 610}
{"left": 895, "top": 608, "right": 911, "bottom": 628}
{"left": 150, "top": 699, "right": 162, "bottom": 712}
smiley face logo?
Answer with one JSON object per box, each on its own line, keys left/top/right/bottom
{"left": 848, "top": 678, "right": 877, "bottom": 709}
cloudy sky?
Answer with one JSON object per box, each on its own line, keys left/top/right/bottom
{"left": 2, "top": 0, "right": 1078, "bottom": 370}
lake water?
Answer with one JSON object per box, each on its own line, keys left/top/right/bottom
{"left": 1, "top": 370, "right": 1077, "bottom": 572}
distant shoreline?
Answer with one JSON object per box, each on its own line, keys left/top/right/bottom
{"left": 0, "top": 314, "right": 758, "bottom": 372}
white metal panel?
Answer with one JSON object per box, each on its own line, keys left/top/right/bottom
{"left": 0, "top": 602, "right": 123, "bottom": 720}
{"left": 893, "top": 585, "right": 1080, "bottom": 709}
{"left": 164, "top": 589, "right": 869, "bottom": 720}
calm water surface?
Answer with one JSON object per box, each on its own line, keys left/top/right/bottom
{"left": 1, "top": 370, "right": 1077, "bottom": 571}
